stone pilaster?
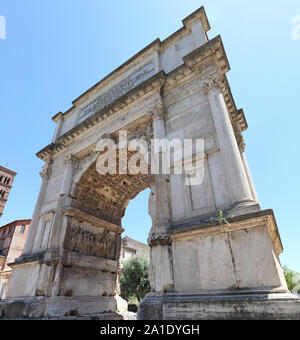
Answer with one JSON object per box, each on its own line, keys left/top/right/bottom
{"left": 149, "top": 103, "right": 171, "bottom": 233}
{"left": 23, "top": 162, "right": 52, "bottom": 255}
{"left": 48, "top": 154, "right": 75, "bottom": 251}
{"left": 147, "top": 102, "right": 174, "bottom": 293}
{"left": 60, "top": 154, "right": 75, "bottom": 197}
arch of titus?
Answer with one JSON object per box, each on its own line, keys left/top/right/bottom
{"left": 1, "top": 7, "right": 299, "bottom": 320}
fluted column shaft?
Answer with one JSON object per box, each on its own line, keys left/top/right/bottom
{"left": 202, "top": 78, "right": 254, "bottom": 207}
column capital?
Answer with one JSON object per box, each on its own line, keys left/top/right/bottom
{"left": 39, "top": 163, "right": 52, "bottom": 182}
{"left": 149, "top": 101, "right": 166, "bottom": 122}
{"left": 148, "top": 231, "right": 172, "bottom": 247}
{"left": 201, "top": 75, "right": 226, "bottom": 97}
{"left": 63, "top": 153, "right": 76, "bottom": 167}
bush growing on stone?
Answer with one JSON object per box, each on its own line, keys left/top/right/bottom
{"left": 120, "top": 256, "right": 151, "bottom": 302}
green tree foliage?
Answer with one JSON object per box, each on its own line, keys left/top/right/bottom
{"left": 120, "top": 256, "right": 151, "bottom": 302}
{"left": 283, "top": 265, "right": 300, "bottom": 293}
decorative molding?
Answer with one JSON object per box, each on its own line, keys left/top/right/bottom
{"left": 170, "top": 210, "right": 283, "bottom": 255}
{"left": 201, "top": 76, "right": 226, "bottom": 97}
{"left": 148, "top": 232, "right": 172, "bottom": 247}
{"left": 149, "top": 101, "right": 166, "bottom": 122}
{"left": 40, "top": 210, "right": 55, "bottom": 222}
{"left": 63, "top": 153, "right": 75, "bottom": 167}
{"left": 72, "top": 150, "right": 100, "bottom": 179}
{"left": 39, "top": 163, "right": 52, "bottom": 182}
{"left": 50, "top": 7, "right": 210, "bottom": 121}
{"left": 111, "top": 115, "right": 154, "bottom": 144}
{"left": 62, "top": 207, "right": 124, "bottom": 235}
{"left": 37, "top": 72, "right": 165, "bottom": 162}
{"left": 37, "top": 36, "right": 247, "bottom": 162}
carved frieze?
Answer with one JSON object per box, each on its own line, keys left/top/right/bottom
{"left": 64, "top": 218, "right": 120, "bottom": 260}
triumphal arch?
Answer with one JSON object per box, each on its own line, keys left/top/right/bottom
{"left": 1, "top": 7, "right": 299, "bottom": 319}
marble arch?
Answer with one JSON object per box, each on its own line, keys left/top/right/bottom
{"left": 1, "top": 7, "right": 299, "bottom": 320}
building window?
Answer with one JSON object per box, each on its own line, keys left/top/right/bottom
{"left": 20, "top": 225, "right": 26, "bottom": 234}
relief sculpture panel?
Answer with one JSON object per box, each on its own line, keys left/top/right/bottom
{"left": 64, "top": 218, "right": 120, "bottom": 261}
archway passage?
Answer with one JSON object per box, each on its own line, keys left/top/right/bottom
{"left": 72, "top": 161, "right": 153, "bottom": 227}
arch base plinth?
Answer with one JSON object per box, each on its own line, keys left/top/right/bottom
{"left": 0, "top": 295, "right": 134, "bottom": 320}
{"left": 138, "top": 291, "right": 300, "bottom": 320}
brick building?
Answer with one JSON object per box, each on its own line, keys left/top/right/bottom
{"left": 121, "top": 236, "right": 150, "bottom": 263}
{"left": 0, "top": 166, "right": 17, "bottom": 219}
{"left": 0, "top": 219, "right": 31, "bottom": 299}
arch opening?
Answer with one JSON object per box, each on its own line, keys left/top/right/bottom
{"left": 71, "top": 160, "right": 154, "bottom": 227}
{"left": 122, "top": 188, "right": 152, "bottom": 246}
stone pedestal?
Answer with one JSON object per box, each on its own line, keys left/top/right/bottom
{"left": 138, "top": 210, "right": 300, "bottom": 320}
{"left": 0, "top": 296, "right": 129, "bottom": 320}
{"left": 0, "top": 208, "right": 128, "bottom": 319}
{"left": 138, "top": 292, "right": 300, "bottom": 320}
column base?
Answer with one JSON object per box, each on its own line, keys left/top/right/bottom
{"left": 0, "top": 295, "right": 133, "bottom": 320}
{"left": 228, "top": 202, "right": 261, "bottom": 217}
{"left": 138, "top": 291, "right": 300, "bottom": 320}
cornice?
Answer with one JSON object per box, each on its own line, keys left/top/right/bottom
{"left": 52, "top": 111, "right": 64, "bottom": 123}
{"left": 183, "top": 35, "right": 230, "bottom": 75}
{"left": 183, "top": 35, "right": 248, "bottom": 132}
{"left": 37, "top": 71, "right": 166, "bottom": 161}
{"left": 0, "top": 166, "right": 17, "bottom": 176}
{"left": 182, "top": 6, "right": 210, "bottom": 32}
{"left": 50, "top": 7, "right": 210, "bottom": 120}
{"left": 169, "top": 209, "right": 283, "bottom": 255}
{"left": 62, "top": 207, "right": 124, "bottom": 235}
{"left": 37, "top": 35, "right": 247, "bottom": 162}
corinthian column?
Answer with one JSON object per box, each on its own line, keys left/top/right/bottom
{"left": 239, "top": 142, "right": 259, "bottom": 204}
{"left": 202, "top": 76, "right": 254, "bottom": 207}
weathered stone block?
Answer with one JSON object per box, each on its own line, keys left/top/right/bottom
{"left": 138, "top": 292, "right": 300, "bottom": 320}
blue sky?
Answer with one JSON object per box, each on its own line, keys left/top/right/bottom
{"left": 0, "top": 1, "right": 299, "bottom": 271}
